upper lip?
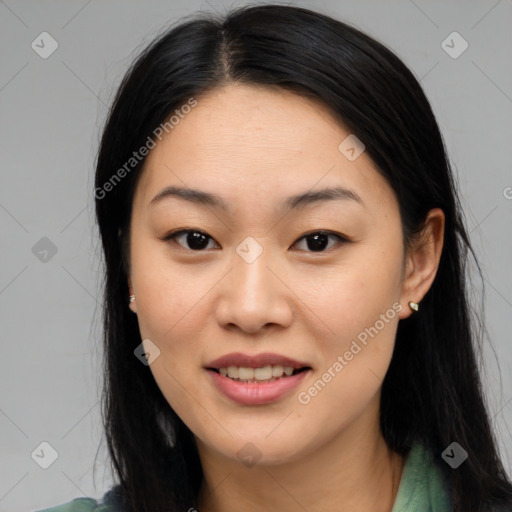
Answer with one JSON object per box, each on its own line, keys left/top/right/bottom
{"left": 205, "top": 352, "right": 312, "bottom": 370}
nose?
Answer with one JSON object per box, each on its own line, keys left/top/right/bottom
{"left": 214, "top": 245, "right": 293, "bottom": 334}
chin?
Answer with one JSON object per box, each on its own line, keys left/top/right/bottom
{"left": 198, "top": 427, "right": 311, "bottom": 468}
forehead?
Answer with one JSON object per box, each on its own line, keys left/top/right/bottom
{"left": 133, "top": 84, "right": 397, "bottom": 217}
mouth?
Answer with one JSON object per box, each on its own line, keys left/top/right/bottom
{"left": 203, "top": 352, "right": 313, "bottom": 404}
{"left": 205, "top": 365, "right": 312, "bottom": 405}
{"left": 206, "top": 365, "right": 311, "bottom": 383}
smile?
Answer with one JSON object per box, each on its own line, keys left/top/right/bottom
{"left": 214, "top": 365, "right": 309, "bottom": 383}
{"left": 205, "top": 367, "right": 311, "bottom": 405}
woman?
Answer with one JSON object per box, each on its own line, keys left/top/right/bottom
{"left": 37, "top": 4, "right": 512, "bottom": 512}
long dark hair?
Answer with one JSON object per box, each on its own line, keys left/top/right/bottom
{"left": 93, "top": 4, "right": 512, "bottom": 511}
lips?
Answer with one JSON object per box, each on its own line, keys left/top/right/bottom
{"left": 205, "top": 352, "right": 312, "bottom": 370}
{"left": 204, "top": 352, "right": 313, "bottom": 405}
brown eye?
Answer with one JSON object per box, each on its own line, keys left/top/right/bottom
{"left": 164, "top": 230, "right": 219, "bottom": 251}
{"left": 293, "top": 231, "right": 348, "bottom": 253}
{"left": 164, "top": 229, "right": 348, "bottom": 253}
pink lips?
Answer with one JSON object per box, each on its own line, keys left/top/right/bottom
{"left": 204, "top": 352, "right": 312, "bottom": 405}
{"left": 205, "top": 352, "right": 311, "bottom": 370}
{"left": 206, "top": 367, "right": 311, "bottom": 405}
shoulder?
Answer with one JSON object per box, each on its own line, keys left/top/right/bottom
{"left": 34, "top": 488, "right": 121, "bottom": 512}
{"left": 34, "top": 497, "right": 102, "bottom": 512}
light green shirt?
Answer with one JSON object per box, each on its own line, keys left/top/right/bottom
{"left": 35, "top": 441, "right": 452, "bottom": 511}
{"left": 391, "top": 440, "right": 451, "bottom": 511}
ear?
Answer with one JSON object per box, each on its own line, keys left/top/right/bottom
{"left": 127, "top": 274, "right": 137, "bottom": 314}
{"left": 398, "top": 208, "right": 445, "bottom": 319}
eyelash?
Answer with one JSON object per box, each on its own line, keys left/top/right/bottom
{"left": 162, "top": 229, "right": 350, "bottom": 253}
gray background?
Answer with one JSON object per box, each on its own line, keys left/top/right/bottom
{"left": 1, "top": 0, "right": 511, "bottom": 510}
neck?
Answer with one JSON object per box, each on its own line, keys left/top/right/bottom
{"left": 196, "top": 403, "right": 404, "bottom": 512}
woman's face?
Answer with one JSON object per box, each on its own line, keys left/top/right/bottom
{"left": 127, "top": 83, "right": 416, "bottom": 466}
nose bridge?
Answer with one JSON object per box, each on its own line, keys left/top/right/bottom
{"left": 214, "top": 235, "right": 292, "bottom": 332}
{"left": 233, "top": 236, "right": 277, "bottom": 304}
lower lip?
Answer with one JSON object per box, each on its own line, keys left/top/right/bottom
{"left": 206, "top": 369, "right": 311, "bottom": 405}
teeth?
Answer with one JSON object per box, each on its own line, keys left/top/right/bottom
{"left": 218, "top": 365, "right": 298, "bottom": 381}
{"left": 238, "top": 367, "right": 254, "bottom": 380}
{"left": 272, "top": 365, "right": 284, "bottom": 377}
{"left": 227, "top": 366, "right": 239, "bottom": 378}
{"left": 254, "top": 366, "right": 272, "bottom": 380}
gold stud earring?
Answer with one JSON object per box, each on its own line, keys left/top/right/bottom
{"left": 408, "top": 301, "right": 419, "bottom": 312}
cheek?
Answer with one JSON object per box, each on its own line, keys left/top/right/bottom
{"left": 128, "top": 241, "right": 216, "bottom": 419}
{"left": 294, "top": 238, "right": 403, "bottom": 402}
{"left": 295, "top": 237, "right": 403, "bottom": 343}
{"left": 295, "top": 303, "right": 400, "bottom": 432}
{"left": 130, "top": 233, "right": 207, "bottom": 337}
{"left": 130, "top": 254, "right": 213, "bottom": 425}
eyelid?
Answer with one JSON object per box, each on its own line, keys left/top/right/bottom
{"left": 297, "top": 229, "right": 350, "bottom": 243}
{"left": 162, "top": 229, "right": 220, "bottom": 249}
{"left": 291, "top": 230, "right": 349, "bottom": 252}
{"left": 163, "top": 228, "right": 350, "bottom": 252}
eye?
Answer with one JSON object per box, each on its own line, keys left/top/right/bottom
{"left": 164, "top": 229, "right": 219, "bottom": 251}
{"left": 163, "top": 229, "right": 349, "bottom": 253}
{"left": 292, "top": 230, "right": 348, "bottom": 253}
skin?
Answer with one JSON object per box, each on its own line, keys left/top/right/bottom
{"left": 126, "top": 83, "right": 445, "bottom": 512}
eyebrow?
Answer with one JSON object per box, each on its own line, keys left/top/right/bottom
{"left": 149, "top": 185, "right": 364, "bottom": 212}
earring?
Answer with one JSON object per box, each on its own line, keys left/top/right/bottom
{"left": 129, "top": 295, "right": 135, "bottom": 303}
{"left": 408, "top": 301, "right": 419, "bottom": 312}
